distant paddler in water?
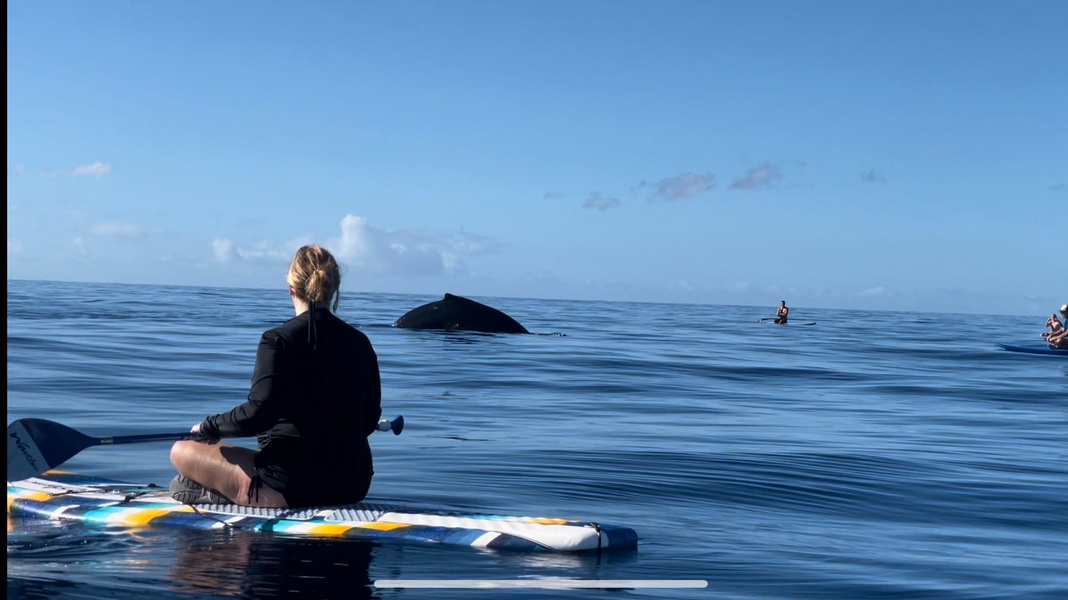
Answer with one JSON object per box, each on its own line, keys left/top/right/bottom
{"left": 1042, "top": 310, "right": 1064, "bottom": 339}
{"left": 758, "top": 300, "right": 790, "bottom": 324}
{"left": 775, "top": 300, "right": 789, "bottom": 324}
{"left": 758, "top": 301, "right": 815, "bottom": 326}
{"left": 1045, "top": 305, "right": 1068, "bottom": 349}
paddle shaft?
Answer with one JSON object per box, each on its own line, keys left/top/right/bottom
{"left": 96, "top": 416, "right": 401, "bottom": 445}
{"left": 7, "top": 416, "right": 403, "bottom": 481}
{"left": 97, "top": 431, "right": 198, "bottom": 446}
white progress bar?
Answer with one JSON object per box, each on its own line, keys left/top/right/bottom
{"left": 375, "top": 579, "right": 708, "bottom": 589}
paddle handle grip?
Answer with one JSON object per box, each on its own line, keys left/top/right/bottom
{"left": 377, "top": 415, "right": 404, "bottom": 435}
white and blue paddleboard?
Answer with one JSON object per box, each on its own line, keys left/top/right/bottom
{"left": 8, "top": 471, "right": 638, "bottom": 553}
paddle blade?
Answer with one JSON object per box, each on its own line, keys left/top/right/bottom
{"left": 7, "top": 418, "right": 98, "bottom": 481}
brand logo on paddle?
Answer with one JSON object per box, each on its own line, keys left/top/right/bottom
{"left": 9, "top": 430, "right": 42, "bottom": 473}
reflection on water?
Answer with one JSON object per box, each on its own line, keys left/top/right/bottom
{"left": 168, "top": 532, "right": 374, "bottom": 600}
{"left": 7, "top": 515, "right": 642, "bottom": 600}
{"left": 8, "top": 518, "right": 375, "bottom": 600}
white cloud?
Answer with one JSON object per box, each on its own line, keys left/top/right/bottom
{"left": 235, "top": 242, "right": 293, "bottom": 263}
{"left": 8, "top": 164, "right": 26, "bottom": 176}
{"left": 8, "top": 240, "right": 23, "bottom": 255}
{"left": 42, "top": 161, "right": 114, "bottom": 179}
{"left": 210, "top": 215, "right": 498, "bottom": 278}
{"left": 213, "top": 235, "right": 313, "bottom": 265}
{"left": 650, "top": 172, "right": 716, "bottom": 200}
{"left": 89, "top": 222, "right": 147, "bottom": 238}
{"left": 332, "top": 214, "right": 487, "bottom": 276}
{"left": 335, "top": 215, "right": 377, "bottom": 267}
{"left": 72, "top": 237, "right": 87, "bottom": 255}
{"left": 674, "top": 279, "right": 695, "bottom": 291}
{"left": 212, "top": 238, "right": 235, "bottom": 263}
{"left": 729, "top": 162, "right": 782, "bottom": 190}
{"left": 583, "top": 192, "right": 621, "bottom": 211}
{"left": 860, "top": 286, "right": 886, "bottom": 296}
{"left": 70, "top": 162, "right": 113, "bottom": 178}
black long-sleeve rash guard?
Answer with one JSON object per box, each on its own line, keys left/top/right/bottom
{"left": 199, "top": 309, "right": 382, "bottom": 482}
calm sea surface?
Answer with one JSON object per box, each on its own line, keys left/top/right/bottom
{"left": 6, "top": 280, "right": 1067, "bottom": 599}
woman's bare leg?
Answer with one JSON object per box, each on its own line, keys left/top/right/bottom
{"left": 170, "top": 440, "right": 288, "bottom": 508}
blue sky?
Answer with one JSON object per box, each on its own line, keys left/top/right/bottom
{"left": 7, "top": 1, "right": 1066, "bottom": 316}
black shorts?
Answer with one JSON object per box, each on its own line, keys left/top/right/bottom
{"left": 256, "top": 464, "right": 372, "bottom": 508}
{"left": 255, "top": 441, "right": 373, "bottom": 507}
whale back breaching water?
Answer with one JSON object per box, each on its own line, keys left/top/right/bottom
{"left": 392, "top": 293, "right": 529, "bottom": 334}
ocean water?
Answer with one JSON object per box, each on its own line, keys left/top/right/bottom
{"left": 6, "top": 279, "right": 1067, "bottom": 600}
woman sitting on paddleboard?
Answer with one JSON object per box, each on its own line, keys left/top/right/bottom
{"left": 169, "top": 244, "right": 383, "bottom": 508}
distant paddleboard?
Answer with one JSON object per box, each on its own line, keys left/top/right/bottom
{"left": 997, "top": 343, "right": 1068, "bottom": 357}
{"left": 758, "top": 319, "right": 816, "bottom": 326}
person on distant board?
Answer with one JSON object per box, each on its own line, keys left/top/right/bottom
{"left": 169, "top": 244, "right": 383, "bottom": 508}
{"left": 1042, "top": 309, "right": 1065, "bottom": 339}
{"left": 1046, "top": 305, "right": 1068, "bottom": 349}
{"left": 774, "top": 300, "right": 789, "bottom": 324}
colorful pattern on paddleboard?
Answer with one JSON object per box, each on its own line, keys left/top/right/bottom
{"left": 997, "top": 343, "right": 1068, "bottom": 357}
{"left": 7, "top": 472, "right": 637, "bottom": 552}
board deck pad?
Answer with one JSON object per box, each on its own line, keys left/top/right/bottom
{"left": 8, "top": 471, "right": 637, "bottom": 552}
